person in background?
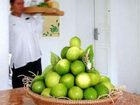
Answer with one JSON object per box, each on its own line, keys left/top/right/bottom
{"left": 9, "top": 0, "right": 43, "bottom": 88}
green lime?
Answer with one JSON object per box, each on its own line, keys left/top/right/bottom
{"left": 50, "top": 83, "right": 67, "bottom": 98}
{"left": 68, "top": 86, "right": 83, "bottom": 100}
{"left": 61, "top": 46, "right": 70, "bottom": 58}
{"left": 71, "top": 60, "right": 85, "bottom": 75}
{"left": 79, "top": 48, "right": 84, "bottom": 59}
{"left": 41, "top": 88, "right": 51, "bottom": 97}
{"left": 66, "top": 47, "right": 80, "bottom": 61}
{"left": 32, "top": 81, "right": 45, "bottom": 94}
{"left": 45, "top": 71, "right": 60, "bottom": 88}
{"left": 75, "top": 72, "right": 91, "bottom": 89}
{"left": 54, "top": 59, "right": 70, "bottom": 75}
{"left": 83, "top": 87, "right": 97, "bottom": 100}
{"left": 88, "top": 68, "right": 100, "bottom": 75}
{"left": 88, "top": 72, "right": 100, "bottom": 86}
{"left": 100, "top": 75, "right": 111, "bottom": 83}
{"left": 70, "top": 36, "right": 81, "bottom": 48}
{"left": 60, "top": 73, "right": 74, "bottom": 89}
{"left": 101, "top": 81, "right": 115, "bottom": 91}
{"left": 31, "top": 75, "right": 44, "bottom": 85}
{"left": 95, "top": 83, "right": 109, "bottom": 98}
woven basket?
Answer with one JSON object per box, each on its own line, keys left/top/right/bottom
{"left": 26, "top": 88, "right": 121, "bottom": 105}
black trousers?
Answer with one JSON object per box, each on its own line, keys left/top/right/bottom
{"left": 11, "top": 58, "right": 42, "bottom": 88}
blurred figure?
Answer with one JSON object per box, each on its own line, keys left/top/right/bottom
{"left": 9, "top": 0, "right": 43, "bottom": 88}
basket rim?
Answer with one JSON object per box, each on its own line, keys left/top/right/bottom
{"left": 26, "top": 87, "right": 121, "bottom": 104}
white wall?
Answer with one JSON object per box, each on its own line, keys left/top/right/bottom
{"left": 0, "top": 1, "right": 10, "bottom": 90}
{"left": 110, "top": 0, "right": 140, "bottom": 93}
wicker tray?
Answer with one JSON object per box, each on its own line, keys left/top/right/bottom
{"left": 26, "top": 88, "right": 121, "bottom": 105}
{"left": 23, "top": 7, "right": 64, "bottom": 16}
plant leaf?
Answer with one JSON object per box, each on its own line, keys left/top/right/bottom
{"left": 51, "top": 52, "right": 60, "bottom": 66}
{"left": 82, "top": 44, "right": 94, "bottom": 70}
{"left": 42, "top": 65, "right": 54, "bottom": 77}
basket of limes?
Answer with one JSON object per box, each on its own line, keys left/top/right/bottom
{"left": 26, "top": 36, "right": 122, "bottom": 105}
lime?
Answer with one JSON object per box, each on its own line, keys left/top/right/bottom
{"left": 60, "top": 73, "right": 74, "bottom": 89}
{"left": 88, "top": 68, "right": 100, "bottom": 74}
{"left": 45, "top": 71, "right": 60, "bottom": 88}
{"left": 55, "top": 59, "right": 70, "bottom": 75}
{"left": 51, "top": 52, "right": 60, "bottom": 66}
{"left": 101, "top": 81, "right": 114, "bottom": 91}
{"left": 88, "top": 72, "right": 100, "bottom": 86}
{"left": 61, "top": 46, "right": 70, "bottom": 58}
{"left": 66, "top": 47, "right": 80, "bottom": 61}
{"left": 100, "top": 75, "right": 111, "bottom": 83}
{"left": 95, "top": 83, "right": 109, "bottom": 97}
{"left": 31, "top": 75, "right": 44, "bottom": 85}
{"left": 32, "top": 81, "right": 45, "bottom": 94}
{"left": 71, "top": 60, "right": 85, "bottom": 75}
{"left": 83, "top": 87, "right": 97, "bottom": 100}
{"left": 75, "top": 72, "right": 91, "bottom": 89}
{"left": 68, "top": 86, "right": 83, "bottom": 100}
{"left": 50, "top": 83, "right": 67, "bottom": 98}
{"left": 41, "top": 88, "right": 51, "bottom": 97}
{"left": 70, "top": 36, "right": 81, "bottom": 48}
{"left": 79, "top": 48, "right": 84, "bottom": 59}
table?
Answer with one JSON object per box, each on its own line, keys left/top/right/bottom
{"left": 0, "top": 88, "right": 140, "bottom": 105}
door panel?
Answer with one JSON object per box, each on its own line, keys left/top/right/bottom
{"left": 94, "top": 0, "right": 110, "bottom": 74}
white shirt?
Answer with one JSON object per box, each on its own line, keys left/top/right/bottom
{"left": 9, "top": 14, "right": 43, "bottom": 69}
